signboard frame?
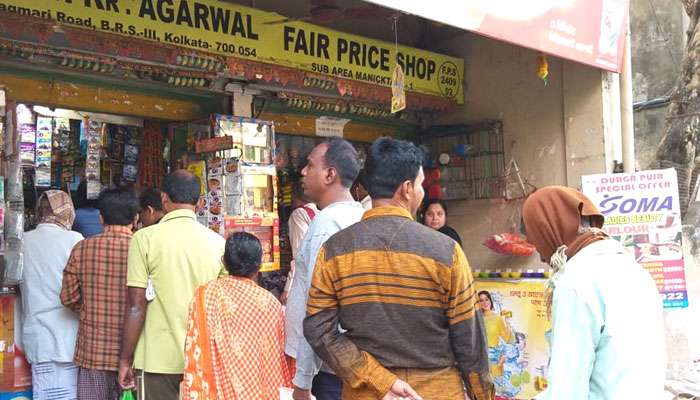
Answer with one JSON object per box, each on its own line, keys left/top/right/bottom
{"left": 582, "top": 168, "right": 689, "bottom": 308}
{"left": 0, "top": 1, "right": 464, "bottom": 102}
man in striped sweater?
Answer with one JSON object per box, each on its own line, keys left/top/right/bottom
{"left": 303, "top": 137, "right": 494, "bottom": 400}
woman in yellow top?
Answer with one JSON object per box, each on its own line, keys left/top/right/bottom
{"left": 479, "top": 290, "right": 514, "bottom": 379}
{"left": 478, "top": 290, "right": 513, "bottom": 346}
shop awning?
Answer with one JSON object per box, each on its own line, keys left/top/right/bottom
{"left": 0, "top": 1, "right": 465, "bottom": 104}
{"left": 363, "top": 0, "right": 630, "bottom": 72}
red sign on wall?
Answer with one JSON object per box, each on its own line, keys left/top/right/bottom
{"left": 366, "top": 0, "right": 629, "bottom": 72}
{"left": 194, "top": 136, "right": 233, "bottom": 154}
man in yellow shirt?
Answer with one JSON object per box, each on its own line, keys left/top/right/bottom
{"left": 118, "top": 170, "right": 226, "bottom": 400}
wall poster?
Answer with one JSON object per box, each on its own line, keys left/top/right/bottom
{"left": 582, "top": 168, "right": 688, "bottom": 308}
{"left": 475, "top": 279, "right": 551, "bottom": 400}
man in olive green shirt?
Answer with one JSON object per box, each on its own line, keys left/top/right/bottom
{"left": 118, "top": 170, "right": 226, "bottom": 400}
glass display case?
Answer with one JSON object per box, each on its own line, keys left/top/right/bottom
{"left": 176, "top": 116, "right": 280, "bottom": 272}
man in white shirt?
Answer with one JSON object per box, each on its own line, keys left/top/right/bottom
{"left": 22, "top": 190, "right": 84, "bottom": 400}
{"left": 280, "top": 181, "right": 318, "bottom": 305}
{"left": 285, "top": 139, "right": 364, "bottom": 400}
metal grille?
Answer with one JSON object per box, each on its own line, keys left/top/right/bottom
{"left": 421, "top": 120, "right": 505, "bottom": 200}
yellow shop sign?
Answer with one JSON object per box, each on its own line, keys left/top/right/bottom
{"left": 0, "top": 0, "right": 464, "bottom": 102}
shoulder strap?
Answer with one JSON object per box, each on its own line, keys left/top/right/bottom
{"left": 302, "top": 205, "right": 316, "bottom": 220}
{"left": 182, "top": 286, "right": 216, "bottom": 400}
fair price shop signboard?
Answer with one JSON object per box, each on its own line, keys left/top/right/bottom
{"left": 582, "top": 169, "right": 688, "bottom": 308}
{"left": 0, "top": 0, "right": 464, "bottom": 102}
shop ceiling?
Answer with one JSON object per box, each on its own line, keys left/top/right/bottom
{"left": 222, "top": 0, "right": 466, "bottom": 51}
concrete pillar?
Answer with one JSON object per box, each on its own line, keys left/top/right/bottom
{"left": 603, "top": 71, "right": 623, "bottom": 172}
{"left": 620, "top": 26, "right": 636, "bottom": 173}
{"left": 562, "top": 62, "right": 612, "bottom": 186}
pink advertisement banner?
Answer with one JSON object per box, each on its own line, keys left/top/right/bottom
{"left": 366, "top": 0, "right": 629, "bottom": 72}
{"left": 582, "top": 169, "right": 689, "bottom": 308}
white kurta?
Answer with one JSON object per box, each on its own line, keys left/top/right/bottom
{"left": 20, "top": 223, "right": 83, "bottom": 364}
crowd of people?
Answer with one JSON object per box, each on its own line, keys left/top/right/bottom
{"left": 19, "top": 136, "right": 665, "bottom": 400}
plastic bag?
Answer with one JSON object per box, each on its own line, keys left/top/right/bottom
{"left": 120, "top": 390, "right": 135, "bottom": 400}
{"left": 501, "top": 159, "right": 536, "bottom": 200}
{"left": 3, "top": 160, "right": 24, "bottom": 283}
{"left": 279, "top": 387, "right": 316, "bottom": 400}
{"left": 482, "top": 232, "right": 536, "bottom": 257}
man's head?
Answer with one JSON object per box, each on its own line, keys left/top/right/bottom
{"left": 161, "top": 170, "right": 201, "bottom": 212}
{"left": 522, "top": 186, "right": 605, "bottom": 262}
{"left": 97, "top": 187, "right": 140, "bottom": 227}
{"left": 75, "top": 180, "right": 97, "bottom": 209}
{"left": 363, "top": 137, "right": 425, "bottom": 215}
{"left": 36, "top": 190, "right": 76, "bottom": 230}
{"left": 223, "top": 232, "right": 263, "bottom": 278}
{"left": 139, "top": 188, "right": 164, "bottom": 228}
{"left": 301, "top": 138, "right": 360, "bottom": 205}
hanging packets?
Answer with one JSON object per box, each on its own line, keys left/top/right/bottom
{"left": 86, "top": 119, "right": 102, "bottom": 199}
{"left": 391, "top": 62, "right": 406, "bottom": 114}
{"left": 19, "top": 121, "right": 36, "bottom": 165}
{"left": 187, "top": 160, "right": 208, "bottom": 226}
{"left": 123, "top": 143, "right": 139, "bottom": 182}
{"left": 224, "top": 158, "right": 242, "bottom": 217}
{"left": 54, "top": 117, "right": 71, "bottom": 152}
{"left": 122, "top": 127, "right": 140, "bottom": 183}
{"left": 391, "top": 16, "right": 406, "bottom": 114}
{"left": 206, "top": 157, "right": 225, "bottom": 235}
{"left": 35, "top": 117, "right": 52, "bottom": 187}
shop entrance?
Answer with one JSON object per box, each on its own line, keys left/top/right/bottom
{"left": 10, "top": 103, "right": 168, "bottom": 229}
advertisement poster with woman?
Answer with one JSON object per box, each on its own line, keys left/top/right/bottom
{"left": 475, "top": 280, "right": 551, "bottom": 400}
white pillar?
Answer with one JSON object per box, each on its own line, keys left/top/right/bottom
{"left": 602, "top": 71, "right": 622, "bottom": 173}
{"left": 620, "top": 25, "right": 636, "bottom": 173}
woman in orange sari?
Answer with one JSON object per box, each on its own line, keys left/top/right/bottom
{"left": 182, "top": 232, "right": 291, "bottom": 400}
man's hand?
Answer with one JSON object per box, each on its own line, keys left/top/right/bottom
{"left": 119, "top": 287, "right": 146, "bottom": 390}
{"left": 381, "top": 379, "right": 423, "bottom": 400}
{"left": 118, "top": 359, "right": 136, "bottom": 390}
{"left": 280, "top": 290, "right": 289, "bottom": 305}
{"left": 292, "top": 386, "right": 313, "bottom": 400}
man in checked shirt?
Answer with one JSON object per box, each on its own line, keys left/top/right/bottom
{"left": 61, "top": 187, "right": 140, "bottom": 400}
